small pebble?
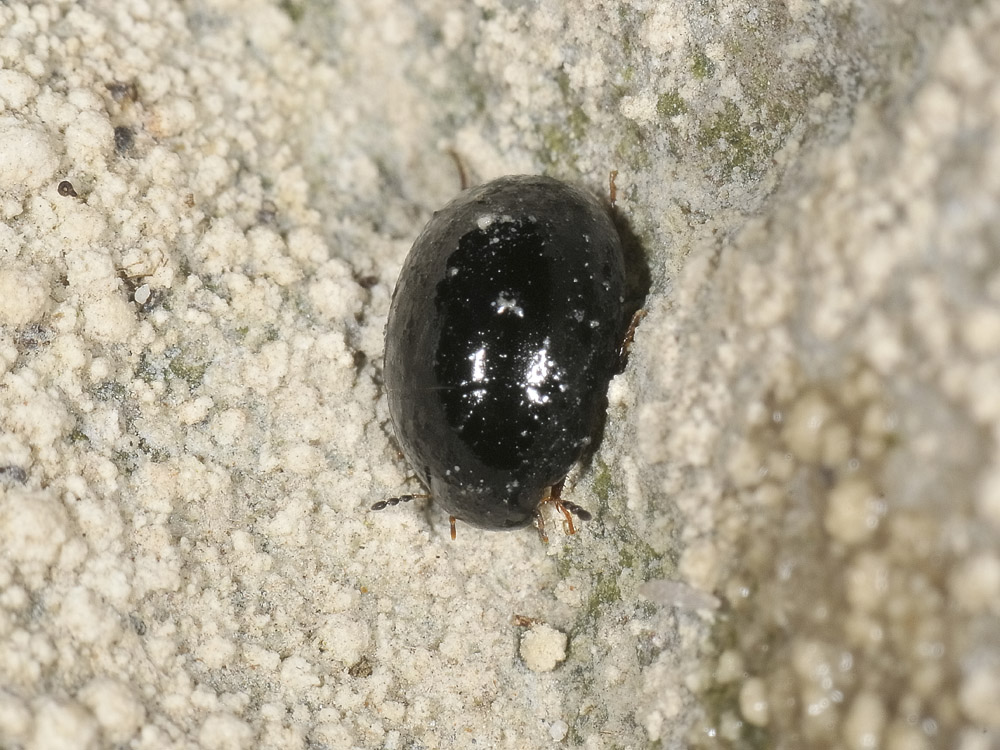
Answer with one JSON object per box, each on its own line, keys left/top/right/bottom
{"left": 739, "top": 677, "right": 769, "bottom": 727}
{"left": 520, "top": 623, "right": 567, "bottom": 673}
{"left": 548, "top": 719, "right": 568, "bottom": 741}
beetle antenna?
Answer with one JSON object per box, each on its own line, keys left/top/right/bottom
{"left": 370, "top": 493, "right": 429, "bottom": 512}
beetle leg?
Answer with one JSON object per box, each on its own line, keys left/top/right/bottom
{"left": 561, "top": 501, "right": 593, "bottom": 522}
{"left": 533, "top": 510, "right": 550, "bottom": 544}
{"left": 549, "top": 480, "right": 575, "bottom": 535}
{"left": 446, "top": 148, "right": 470, "bottom": 190}
{"left": 549, "top": 477, "right": 566, "bottom": 500}
{"left": 539, "top": 479, "right": 582, "bottom": 536}
{"left": 618, "top": 308, "right": 647, "bottom": 368}
{"left": 557, "top": 503, "right": 576, "bottom": 535}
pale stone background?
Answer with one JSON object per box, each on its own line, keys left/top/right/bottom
{"left": 1, "top": 1, "right": 998, "bottom": 748}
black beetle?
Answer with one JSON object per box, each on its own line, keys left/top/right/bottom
{"left": 381, "top": 175, "right": 627, "bottom": 537}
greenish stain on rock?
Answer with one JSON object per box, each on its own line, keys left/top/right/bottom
{"left": 657, "top": 90, "right": 687, "bottom": 119}
{"left": 538, "top": 124, "right": 575, "bottom": 172}
{"left": 67, "top": 427, "right": 90, "bottom": 445}
{"left": 691, "top": 49, "right": 716, "bottom": 79}
{"left": 613, "top": 120, "right": 652, "bottom": 170}
{"left": 135, "top": 351, "right": 161, "bottom": 384}
{"left": 167, "top": 347, "right": 209, "bottom": 389}
{"left": 93, "top": 380, "right": 128, "bottom": 403}
{"left": 278, "top": 0, "right": 304, "bottom": 23}
{"left": 697, "top": 100, "right": 757, "bottom": 176}
{"left": 560, "top": 522, "right": 662, "bottom": 632}
{"left": 537, "top": 73, "right": 590, "bottom": 174}
{"left": 138, "top": 438, "right": 171, "bottom": 463}
{"left": 589, "top": 570, "right": 622, "bottom": 612}
{"left": 592, "top": 460, "right": 612, "bottom": 505}
{"left": 112, "top": 449, "right": 138, "bottom": 476}
{"left": 696, "top": 614, "right": 774, "bottom": 749}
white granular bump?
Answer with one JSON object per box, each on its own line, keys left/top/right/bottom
{"left": 842, "top": 691, "right": 886, "bottom": 750}
{"left": 782, "top": 389, "right": 834, "bottom": 464}
{"left": 959, "top": 667, "right": 1000, "bottom": 729}
{"left": 549, "top": 719, "right": 569, "bottom": 741}
{"left": 0, "top": 488, "right": 69, "bottom": 566}
{"left": 0, "top": 266, "right": 49, "bottom": 325}
{"left": 0, "top": 124, "right": 57, "bottom": 191}
{"left": 739, "top": 677, "right": 769, "bottom": 727}
{"left": 199, "top": 712, "right": 253, "bottom": 750}
{"left": 825, "top": 477, "right": 881, "bottom": 545}
{"left": 78, "top": 678, "right": 145, "bottom": 744}
{"left": 520, "top": 624, "right": 567, "bottom": 673}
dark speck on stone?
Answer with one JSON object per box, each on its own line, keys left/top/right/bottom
{"left": 348, "top": 656, "right": 373, "bottom": 678}
{"left": 129, "top": 613, "right": 147, "bottom": 635}
{"left": 0, "top": 466, "right": 28, "bottom": 484}
{"left": 16, "top": 324, "right": 54, "bottom": 350}
{"left": 114, "top": 126, "right": 135, "bottom": 154}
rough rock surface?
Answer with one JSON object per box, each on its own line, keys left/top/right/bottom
{"left": 0, "top": 1, "right": 997, "bottom": 748}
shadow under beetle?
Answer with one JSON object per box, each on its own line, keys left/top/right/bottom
{"left": 378, "top": 174, "right": 634, "bottom": 540}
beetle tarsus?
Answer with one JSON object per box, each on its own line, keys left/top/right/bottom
{"left": 556, "top": 502, "right": 576, "bottom": 535}
{"left": 563, "top": 501, "right": 593, "bottom": 522}
{"left": 618, "top": 308, "right": 647, "bottom": 368}
{"left": 535, "top": 479, "right": 591, "bottom": 538}
{"left": 534, "top": 511, "right": 550, "bottom": 544}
